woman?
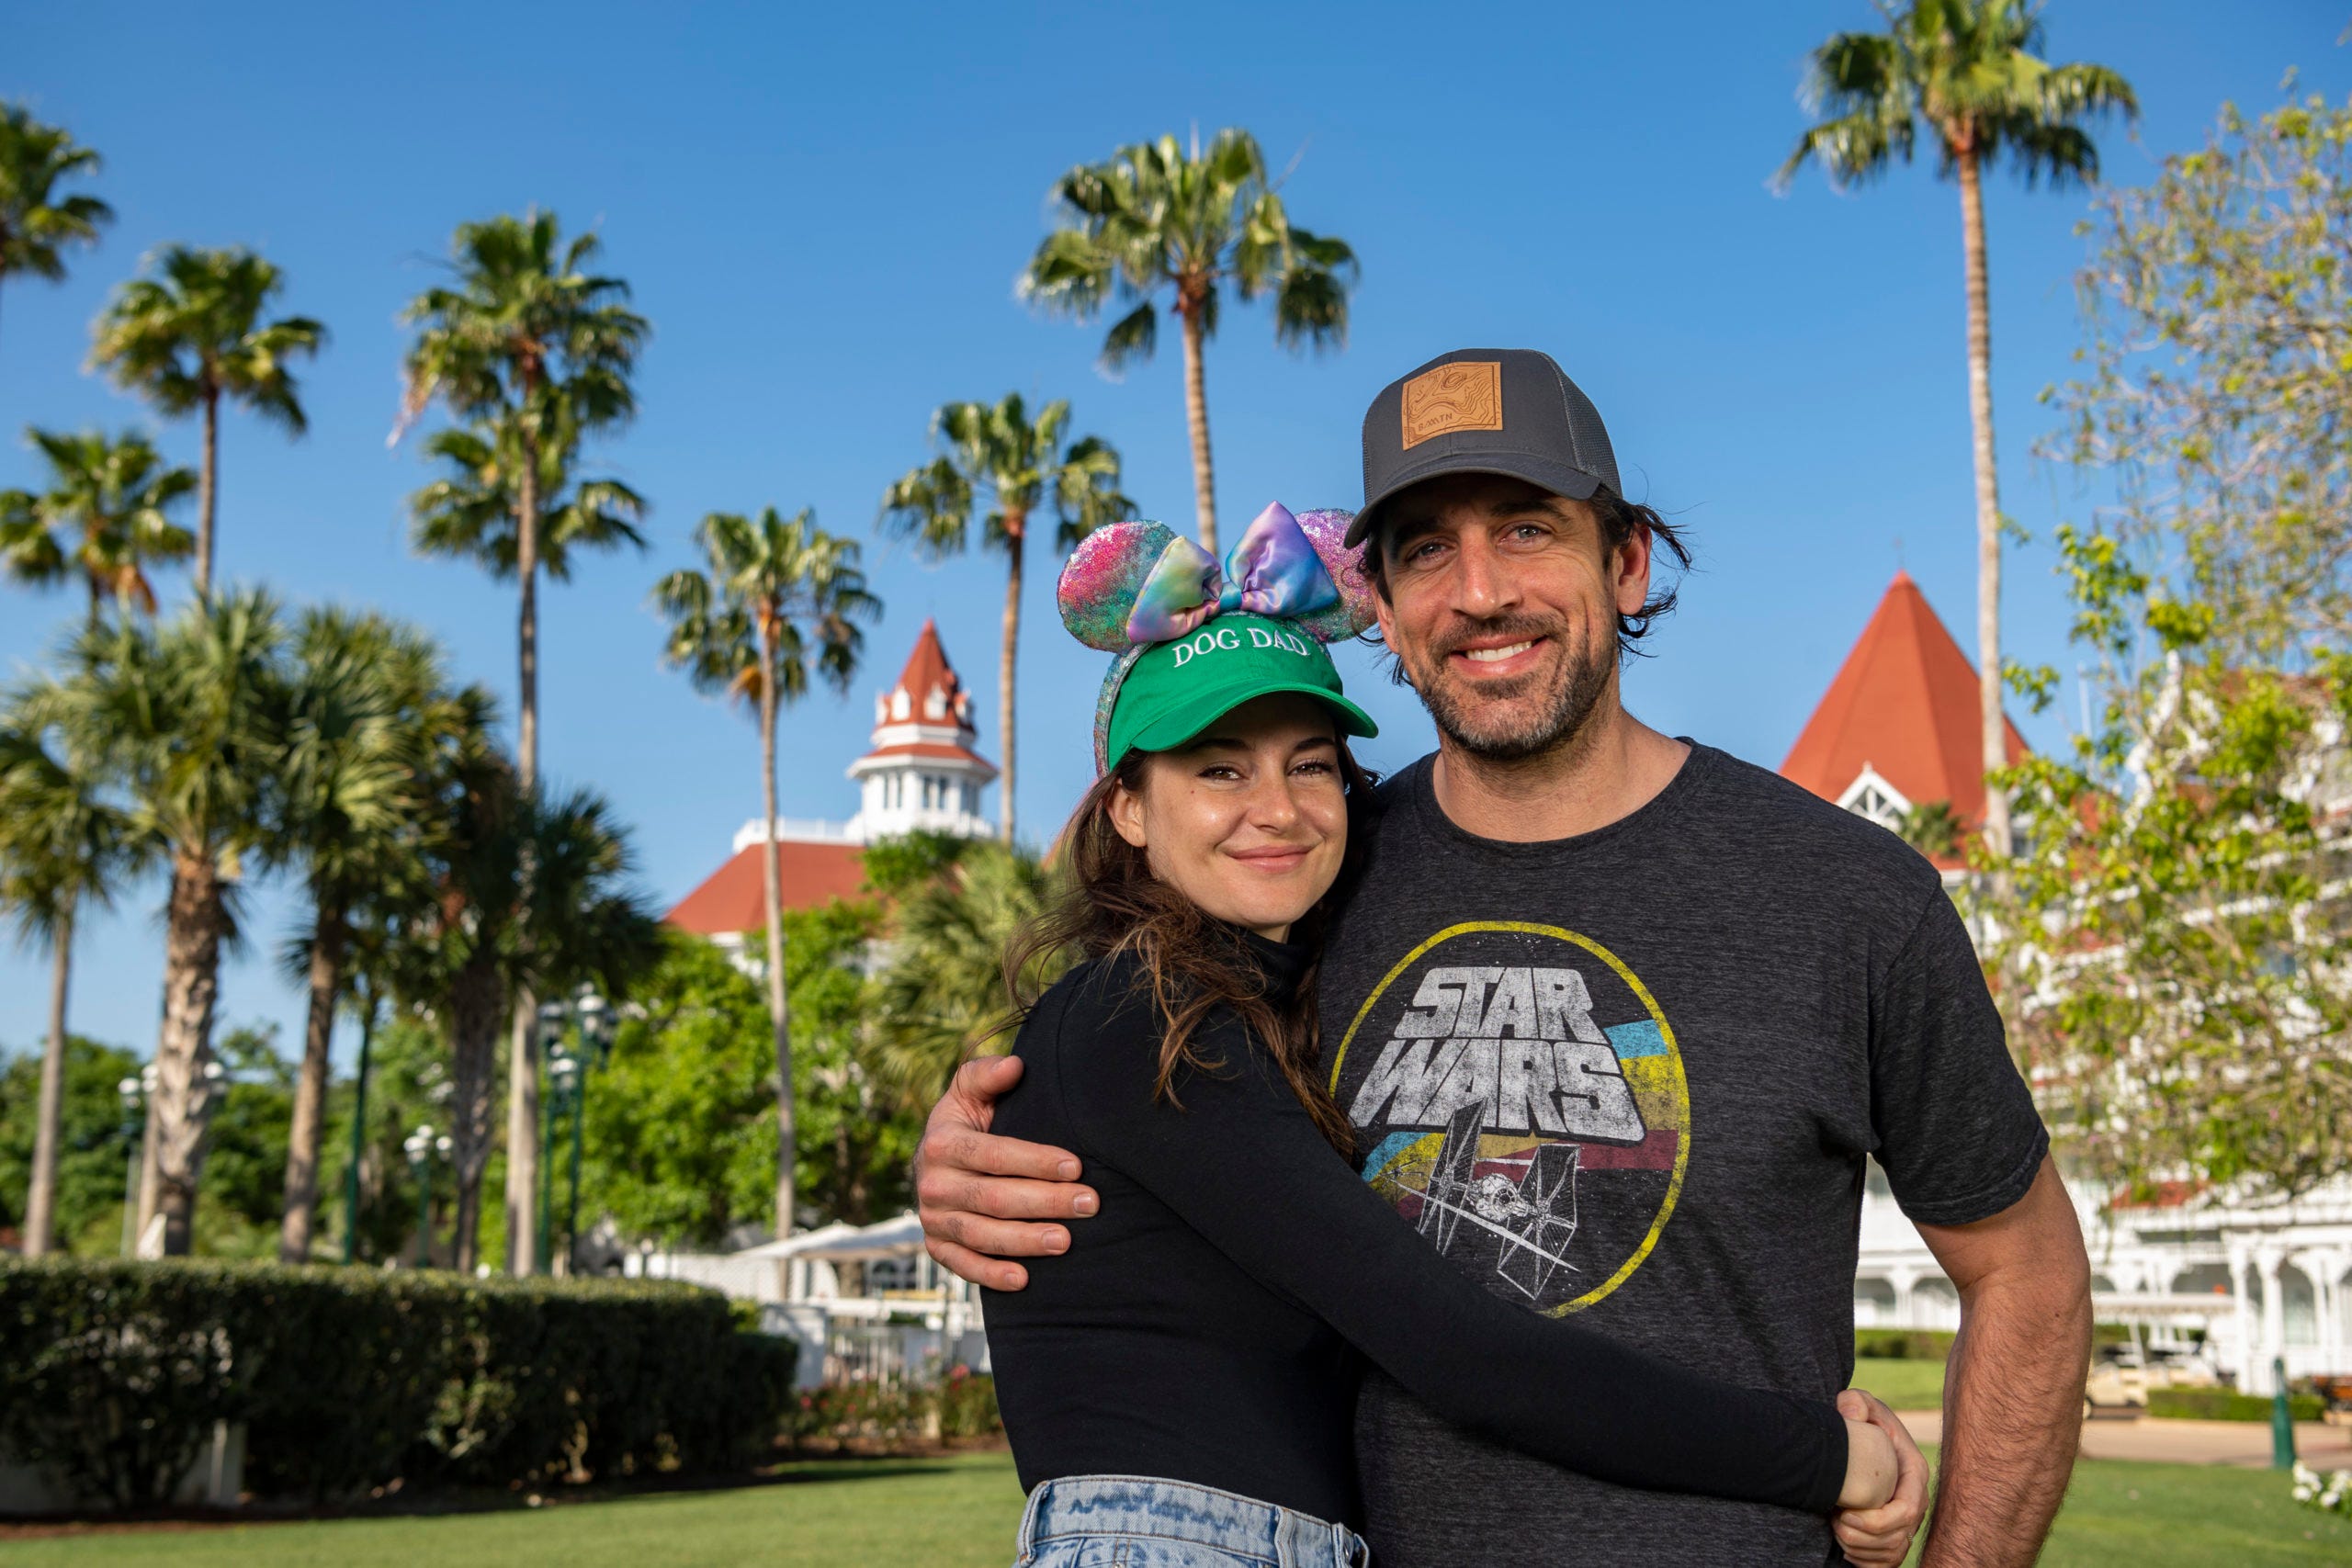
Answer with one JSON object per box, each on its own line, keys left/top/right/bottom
{"left": 982, "top": 506, "right": 1922, "bottom": 1568}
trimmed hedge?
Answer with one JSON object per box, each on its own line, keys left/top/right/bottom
{"left": 1855, "top": 1329, "right": 1957, "bottom": 1362}
{"left": 2147, "top": 1386, "right": 2324, "bottom": 1423}
{"left": 0, "top": 1258, "right": 794, "bottom": 1506}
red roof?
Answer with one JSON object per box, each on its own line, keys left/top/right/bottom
{"left": 1780, "top": 571, "right": 2027, "bottom": 860}
{"left": 665, "top": 839, "right": 868, "bottom": 936}
{"left": 896, "top": 619, "right": 956, "bottom": 713}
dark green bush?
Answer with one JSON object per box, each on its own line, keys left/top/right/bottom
{"left": 1853, "top": 1329, "right": 1958, "bottom": 1362}
{"left": 0, "top": 1258, "right": 794, "bottom": 1506}
{"left": 2146, "top": 1385, "right": 2324, "bottom": 1423}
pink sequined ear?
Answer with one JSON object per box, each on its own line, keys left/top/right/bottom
{"left": 1057, "top": 521, "right": 1182, "bottom": 651}
{"left": 1288, "top": 508, "right": 1376, "bottom": 643}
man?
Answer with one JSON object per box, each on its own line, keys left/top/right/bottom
{"left": 920, "top": 348, "right": 2091, "bottom": 1566}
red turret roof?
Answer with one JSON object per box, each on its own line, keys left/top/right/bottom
{"left": 1780, "top": 571, "right": 2026, "bottom": 864}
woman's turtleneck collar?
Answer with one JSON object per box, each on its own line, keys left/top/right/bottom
{"left": 1230, "top": 924, "right": 1311, "bottom": 1004}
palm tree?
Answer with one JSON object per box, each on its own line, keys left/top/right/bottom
{"left": 0, "top": 697, "right": 141, "bottom": 1257}
{"left": 881, "top": 393, "right": 1132, "bottom": 843}
{"left": 410, "top": 399, "right": 647, "bottom": 589}
{"left": 269, "top": 610, "right": 440, "bottom": 1262}
{"left": 33, "top": 589, "right": 288, "bottom": 1255}
{"left": 0, "top": 103, "right": 111, "bottom": 361}
{"left": 1022, "top": 129, "right": 1354, "bottom": 554}
{"left": 0, "top": 428, "right": 195, "bottom": 620}
{"left": 90, "top": 246, "right": 325, "bottom": 596}
{"left": 653, "top": 508, "right": 876, "bottom": 1240}
{"left": 1777, "top": 0, "right": 2134, "bottom": 856}
{"left": 396, "top": 209, "right": 645, "bottom": 1271}
{"left": 870, "top": 838, "right": 1061, "bottom": 1100}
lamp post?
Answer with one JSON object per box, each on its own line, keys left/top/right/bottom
{"left": 403, "top": 1122, "right": 449, "bottom": 1269}
{"left": 117, "top": 1073, "right": 145, "bottom": 1257}
{"left": 531, "top": 985, "right": 614, "bottom": 1276}
{"left": 341, "top": 984, "right": 379, "bottom": 1265}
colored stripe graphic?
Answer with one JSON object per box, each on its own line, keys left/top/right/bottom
{"left": 1606, "top": 1018, "right": 1667, "bottom": 1057}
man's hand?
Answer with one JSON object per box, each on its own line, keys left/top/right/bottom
{"left": 915, "top": 1055, "right": 1100, "bottom": 1291}
{"left": 1832, "top": 1389, "right": 1928, "bottom": 1567}
{"left": 1914, "top": 1156, "right": 2092, "bottom": 1568}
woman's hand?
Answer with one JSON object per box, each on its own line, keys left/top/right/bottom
{"left": 1832, "top": 1389, "right": 1929, "bottom": 1567}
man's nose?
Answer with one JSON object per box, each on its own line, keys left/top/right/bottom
{"left": 1452, "top": 532, "right": 1519, "bottom": 617}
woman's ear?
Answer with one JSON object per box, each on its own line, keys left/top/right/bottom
{"left": 1107, "top": 775, "right": 1149, "bottom": 850}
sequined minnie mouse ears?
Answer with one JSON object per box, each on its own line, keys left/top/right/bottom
{"left": 1056, "top": 502, "right": 1375, "bottom": 653}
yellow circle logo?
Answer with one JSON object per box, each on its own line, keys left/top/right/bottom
{"left": 1327, "top": 921, "right": 1690, "bottom": 1315}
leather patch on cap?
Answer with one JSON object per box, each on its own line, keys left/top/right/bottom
{"left": 1400, "top": 360, "right": 1503, "bottom": 449}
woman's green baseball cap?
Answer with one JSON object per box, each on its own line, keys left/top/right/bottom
{"left": 1102, "top": 611, "right": 1377, "bottom": 772}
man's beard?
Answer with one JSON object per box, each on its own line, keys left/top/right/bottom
{"left": 1408, "top": 615, "right": 1614, "bottom": 762}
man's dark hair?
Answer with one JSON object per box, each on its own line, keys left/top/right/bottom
{"left": 1360, "top": 488, "right": 1694, "bottom": 662}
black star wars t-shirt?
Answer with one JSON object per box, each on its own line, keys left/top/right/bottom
{"left": 1323, "top": 744, "right": 2047, "bottom": 1568}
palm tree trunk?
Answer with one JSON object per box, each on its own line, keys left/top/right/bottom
{"left": 1958, "top": 149, "right": 2011, "bottom": 859}
{"left": 277, "top": 897, "right": 345, "bottom": 1262}
{"left": 999, "top": 519, "right": 1023, "bottom": 844}
{"left": 449, "top": 953, "right": 504, "bottom": 1276}
{"left": 153, "top": 847, "right": 228, "bottom": 1257}
{"left": 24, "top": 893, "right": 75, "bottom": 1259}
{"left": 759, "top": 620, "right": 795, "bottom": 1242}
{"left": 196, "top": 382, "right": 219, "bottom": 598}
{"left": 504, "top": 419, "right": 542, "bottom": 1274}
{"left": 1179, "top": 305, "right": 1219, "bottom": 554}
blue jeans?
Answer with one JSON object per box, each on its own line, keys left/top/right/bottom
{"left": 1014, "top": 1475, "right": 1371, "bottom": 1568}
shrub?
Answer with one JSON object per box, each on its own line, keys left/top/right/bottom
{"left": 0, "top": 1258, "right": 794, "bottom": 1506}
{"left": 780, "top": 1368, "right": 1001, "bottom": 1454}
{"left": 2147, "top": 1386, "right": 2324, "bottom": 1423}
{"left": 1854, "top": 1329, "right": 1957, "bottom": 1362}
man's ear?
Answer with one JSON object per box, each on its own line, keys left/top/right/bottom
{"left": 1107, "top": 778, "right": 1149, "bottom": 849}
{"left": 1613, "top": 518, "right": 1655, "bottom": 618}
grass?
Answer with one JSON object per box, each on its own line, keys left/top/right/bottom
{"left": 1850, "top": 1356, "right": 1948, "bottom": 1411}
{"left": 7, "top": 1448, "right": 2346, "bottom": 1567}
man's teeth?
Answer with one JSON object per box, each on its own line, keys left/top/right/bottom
{"left": 1461, "top": 640, "right": 1534, "bottom": 663}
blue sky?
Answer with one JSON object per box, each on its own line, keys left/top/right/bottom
{"left": 6, "top": 1, "right": 2347, "bottom": 1066}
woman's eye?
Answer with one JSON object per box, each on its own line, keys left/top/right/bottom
{"left": 1197, "top": 764, "right": 1242, "bottom": 781}
{"left": 1293, "top": 759, "right": 1336, "bottom": 777}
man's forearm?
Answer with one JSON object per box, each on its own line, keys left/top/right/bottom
{"left": 1918, "top": 1274, "right": 2090, "bottom": 1567}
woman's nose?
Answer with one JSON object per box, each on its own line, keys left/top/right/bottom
{"left": 1247, "top": 775, "right": 1301, "bottom": 830}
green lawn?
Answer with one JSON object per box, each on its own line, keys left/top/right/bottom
{"left": 1850, "top": 1356, "right": 1948, "bottom": 1411}
{"left": 7, "top": 1448, "right": 2346, "bottom": 1567}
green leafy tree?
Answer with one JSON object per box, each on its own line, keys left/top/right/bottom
{"left": 582, "top": 912, "right": 918, "bottom": 1247}
{"left": 0, "top": 706, "right": 141, "bottom": 1257}
{"left": 0, "top": 1035, "right": 141, "bottom": 1255}
{"left": 1897, "top": 798, "right": 1966, "bottom": 860}
{"left": 29, "top": 589, "right": 288, "bottom": 1255}
{"left": 0, "top": 103, "right": 111, "bottom": 360}
{"left": 396, "top": 209, "right": 646, "bottom": 1271}
{"left": 0, "top": 428, "right": 194, "bottom": 620}
{"left": 267, "top": 611, "right": 447, "bottom": 1262}
{"left": 882, "top": 393, "right": 1132, "bottom": 841}
{"left": 1778, "top": 0, "right": 2135, "bottom": 857}
{"left": 869, "top": 834, "right": 1065, "bottom": 1099}
{"left": 653, "top": 507, "right": 876, "bottom": 1240}
{"left": 90, "top": 246, "right": 325, "bottom": 596}
{"left": 1978, "top": 529, "right": 2352, "bottom": 1199}
{"left": 2050, "top": 87, "right": 2352, "bottom": 660}
{"left": 1980, "top": 92, "right": 2352, "bottom": 1201}
{"left": 1022, "top": 130, "right": 1354, "bottom": 553}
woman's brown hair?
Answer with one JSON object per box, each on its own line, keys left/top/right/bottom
{"left": 1004, "top": 737, "right": 1379, "bottom": 1154}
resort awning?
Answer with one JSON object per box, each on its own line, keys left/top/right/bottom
{"left": 729, "top": 1213, "right": 924, "bottom": 1262}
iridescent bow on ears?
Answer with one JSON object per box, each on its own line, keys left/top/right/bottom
{"left": 1057, "top": 501, "right": 1375, "bottom": 652}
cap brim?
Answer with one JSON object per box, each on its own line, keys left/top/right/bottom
{"left": 1348, "top": 449, "right": 1606, "bottom": 547}
{"left": 1124, "top": 681, "right": 1378, "bottom": 761}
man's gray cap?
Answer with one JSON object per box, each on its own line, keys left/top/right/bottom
{"left": 1351, "top": 348, "right": 1622, "bottom": 548}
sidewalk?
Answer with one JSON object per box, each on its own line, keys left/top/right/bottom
{"left": 1896, "top": 1409, "right": 2352, "bottom": 1469}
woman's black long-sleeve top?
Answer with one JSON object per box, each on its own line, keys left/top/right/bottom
{"left": 980, "top": 931, "right": 1848, "bottom": 1526}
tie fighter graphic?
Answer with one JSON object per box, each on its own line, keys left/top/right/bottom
{"left": 1407, "top": 1102, "right": 1582, "bottom": 1300}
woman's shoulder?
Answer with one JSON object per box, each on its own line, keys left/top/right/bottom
{"left": 1030, "top": 951, "right": 1157, "bottom": 1038}
{"left": 1018, "top": 953, "right": 1166, "bottom": 1092}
